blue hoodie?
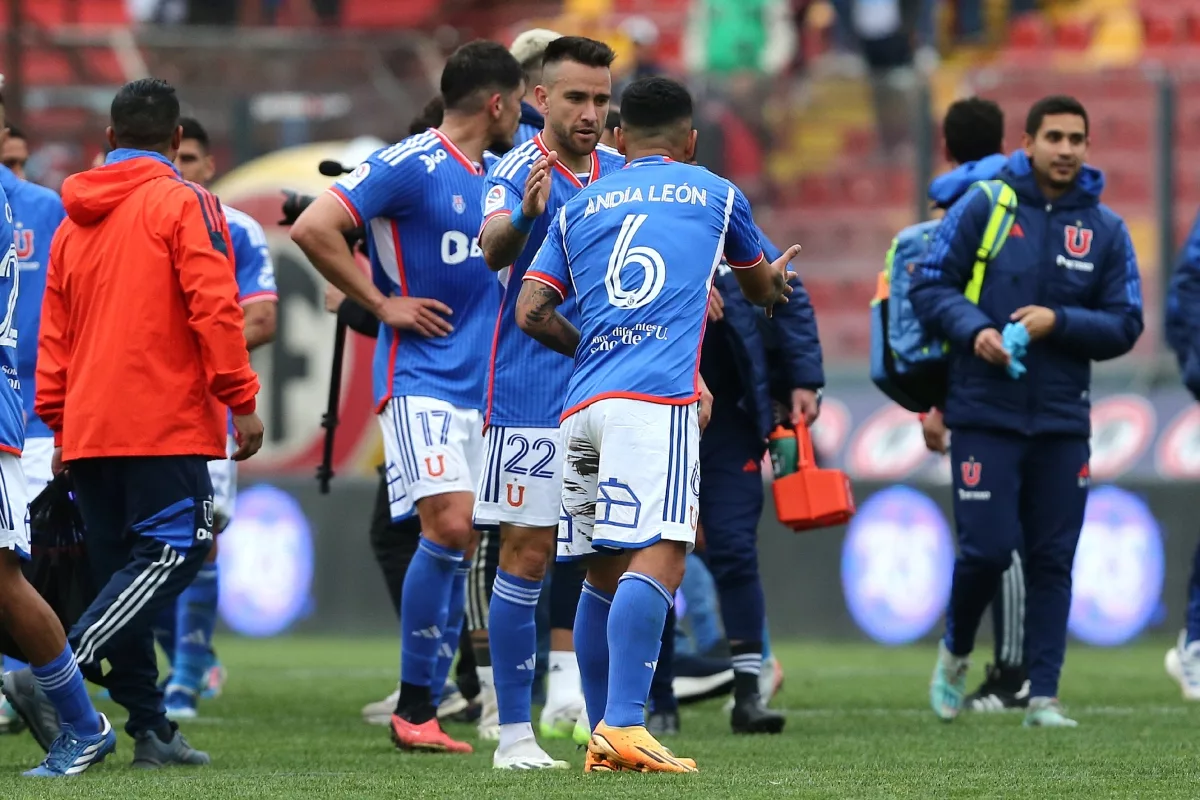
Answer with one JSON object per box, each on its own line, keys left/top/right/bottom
{"left": 910, "top": 150, "right": 1144, "bottom": 437}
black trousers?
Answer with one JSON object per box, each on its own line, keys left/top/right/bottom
{"left": 69, "top": 456, "right": 214, "bottom": 736}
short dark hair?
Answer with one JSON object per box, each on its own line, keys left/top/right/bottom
{"left": 619, "top": 77, "right": 692, "bottom": 135}
{"left": 178, "top": 116, "right": 210, "bottom": 151}
{"left": 409, "top": 96, "right": 445, "bottom": 136}
{"left": 942, "top": 97, "right": 1003, "bottom": 164}
{"left": 110, "top": 79, "right": 181, "bottom": 151}
{"left": 440, "top": 40, "right": 523, "bottom": 112}
{"left": 4, "top": 123, "right": 24, "bottom": 142}
{"left": 1025, "top": 95, "right": 1089, "bottom": 137}
{"left": 542, "top": 36, "right": 616, "bottom": 71}
{"left": 605, "top": 108, "right": 620, "bottom": 132}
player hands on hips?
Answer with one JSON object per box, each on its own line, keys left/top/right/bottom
{"left": 292, "top": 41, "right": 526, "bottom": 756}
{"left": 910, "top": 96, "right": 1143, "bottom": 728}
{"left": 515, "top": 76, "right": 797, "bottom": 773}
{"left": 474, "top": 36, "right": 625, "bottom": 770}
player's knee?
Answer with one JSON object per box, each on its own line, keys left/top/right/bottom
{"left": 628, "top": 540, "right": 687, "bottom": 593}
{"left": 417, "top": 494, "right": 475, "bottom": 551}
{"left": 586, "top": 554, "right": 629, "bottom": 595}
{"left": 499, "top": 527, "right": 553, "bottom": 582}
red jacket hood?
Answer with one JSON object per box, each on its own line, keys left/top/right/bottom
{"left": 61, "top": 157, "right": 180, "bottom": 225}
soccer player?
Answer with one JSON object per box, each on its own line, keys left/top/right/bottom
{"left": 158, "top": 116, "right": 278, "bottom": 720}
{"left": 0, "top": 120, "right": 65, "bottom": 735}
{"left": 290, "top": 40, "right": 524, "bottom": 754}
{"left": 0, "top": 91, "right": 117, "bottom": 779}
{"left": 1, "top": 123, "right": 28, "bottom": 179}
{"left": 20, "top": 78, "right": 263, "bottom": 768}
{"left": 911, "top": 98, "right": 1030, "bottom": 712}
{"left": 913, "top": 95, "right": 1143, "bottom": 727}
{"left": 474, "top": 35, "right": 624, "bottom": 769}
{"left": 515, "top": 76, "right": 796, "bottom": 772}
{"left": 460, "top": 30, "right": 563, "bottom": 735}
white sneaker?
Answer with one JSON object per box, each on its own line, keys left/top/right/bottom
{"left": 539, "top": 698, "right": 584, "bottom": 739}
{"left": 492, "top": 736, "right": 569, "bottom": 770}
{"left": 1167, "top": 630, "right": 1200, "bottom": 700}
{"left": 477, "top": 684, "right": 500, "bottom": 741}
{"left": 361, "top": 683, "right": 400, "bottom": 726}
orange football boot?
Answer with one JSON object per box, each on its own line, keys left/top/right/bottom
{"left": 588, "top": 721, "right": 697, "bottom": 773}
{"left": 390, "top": 714, "right": 473, "bottom": 754}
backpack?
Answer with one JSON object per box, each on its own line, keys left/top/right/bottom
{"left": 870, "top": 179, "right": 1017, "bottom": 412}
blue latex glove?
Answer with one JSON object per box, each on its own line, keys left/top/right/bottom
{"left": 1002, "top": 322, "right": 1030, "bottom": 379}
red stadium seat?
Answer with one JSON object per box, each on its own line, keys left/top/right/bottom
{"left": 1053, "top": 19, "right": 1093, "bottom": 50}
{"left": 1007, "top": 14, "right": 1050, "bottom": 49}
{"left": 1143, "top": 9, "right": 1182, "bottom": 47}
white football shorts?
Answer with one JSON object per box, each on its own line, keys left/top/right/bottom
{"left": 207, "top": 435, "right": 238, "bottom": 529}
{"left": 474, "top": 424, "right": 566, "bottom": 529}
{"left": 0, "top": 452, "right": 31, "bottom": 559}
{"left": 379, "top": 396, "right": 484, "bottom": 522}
{"left": 557, "top": 397, "right": 700, "bottom": 561}
{"left": 21, "top": 436, "right": 54, "bottom": 501}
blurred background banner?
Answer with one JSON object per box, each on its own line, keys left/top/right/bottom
{"left": 230, "top": 476, "right": 1183, "bottom": 646}
{"left": 5, "top": 0, "right": 1200, "bottom": 642}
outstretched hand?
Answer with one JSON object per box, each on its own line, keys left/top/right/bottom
{"left": 765, "top": 244, "right": 800, "bottom": 318}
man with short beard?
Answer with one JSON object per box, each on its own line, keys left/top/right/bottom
{"left": 474, "top": 35, "right": 625, "bottom": 769}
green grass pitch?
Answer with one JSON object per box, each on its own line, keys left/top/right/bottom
{"left": 0, "top": 636, "right": 1196, "bottom": 798}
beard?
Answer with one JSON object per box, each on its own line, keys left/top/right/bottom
{"left": 549, "top": 119, "right": 598, "bottom": 158}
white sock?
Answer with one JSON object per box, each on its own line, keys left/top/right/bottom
{"left": 498, "top": 721, "right": 534, "bottom": 751}
{"left": 545, "top": 651, "right": 581, "bottom": 711}
{"left": 477, "top": 665, "right": 495, "bottom": 693}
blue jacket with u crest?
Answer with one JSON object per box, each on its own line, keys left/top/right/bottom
{"left": 910, "top": 151, "right": 1143, "bottom": 437}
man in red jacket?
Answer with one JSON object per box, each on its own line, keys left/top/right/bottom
{"left": 6, "top": 79, "right": 263, "bottom": 770}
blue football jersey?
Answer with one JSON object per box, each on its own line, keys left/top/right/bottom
{"left": 4, "top": 166, "right": 66, "bottom": 441}
{"left": 0, "top": 181, "right": 26, "bottom": 455}
{"left": 329, "top": 129, "right": 501, "bottom": 412}
{"left": 482, "top": 135, "right": 625, "bottom": 427}
{"left": 225, "top": 205, "right": 278, "bottom": 303}
{"left": 524, "top": 156, "right": 763, "bottom": 419}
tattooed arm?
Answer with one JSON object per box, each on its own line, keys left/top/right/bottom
{"left": 516, "top": 279, "right": 580, "bottom": 358}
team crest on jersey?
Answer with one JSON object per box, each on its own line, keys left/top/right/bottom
{"left": 452, "top": 194, "right": 466, "bottom": 215}
{"left": 13, "top": 228, "right": 32, "bottom": 260}
{"left": 506, "top": 481, "right": 525, "bottom": 508}
{"left": 960, "top": 458, "right": 981, "bottom": 488}
{"left": 1064, "top": 224, "right": 1093, "bottom": 258}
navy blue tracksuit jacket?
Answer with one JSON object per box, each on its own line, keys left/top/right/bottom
{"left": 696, "top": 229, "right": 823, "bottom": 642}
{"left": 908, "top": 149, "right": 1143, "bottom": 700}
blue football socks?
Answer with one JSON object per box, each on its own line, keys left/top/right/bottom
{"left": 490, "top": 570, "right": 542, "bottom": 726}
{"left": 400, "top": 537, "right": 465, "bottom": 692}
{"left": 575, "top": 581, "right": 613, "bottom": 732}
{"left": 605, "top": 572, "right": 672, "bottom": 728}
{"left": 171, "top": 563, "right": 219, "bottom": 695}
{"left": 430, "top": 562, "right": 469, "bottom": 707}
{"left": 31, "top": 645, "right": 100, "bottom": 736}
